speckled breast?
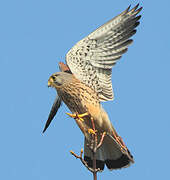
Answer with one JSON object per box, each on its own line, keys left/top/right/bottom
{"left": 57, "top": 78, "right": 100, "bottom": 115}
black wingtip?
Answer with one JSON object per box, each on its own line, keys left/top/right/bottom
{"left": 42, "top": 128, "right": 46, "bottom": 134}
{"left": 42, "top": 124, "right": 48, "bottom": 133}
{"left": 132, "top": 3, "right": 140, "bottom": 12}
{"left": 42, "top": 117, "right": 54, "bottom": 133}
{"left": 135, "top": 3, "right": 140, "bottom": 9}
{"left": 42, "top": 116, "right": 54, "bottom": 133}
{"left": 43, "top": 96, "right": 62, "bottom": 134}
{"left": 137, "top": 6, "right": 143, "bottom": 13}
{"left": 133, "top": 4, "right": 143, "bottom": 14}
{"left": 122, "top": 5, "right": 131, "bottom": 15}
{"left": 127, "top": 3, "right": 143, "bottom": 14}
{"left": 127, "top": 4, "right": 131, "bottom": 11}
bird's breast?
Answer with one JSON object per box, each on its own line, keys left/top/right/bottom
{"left": 57, "top": 79, "right": 100, "bottom": 115}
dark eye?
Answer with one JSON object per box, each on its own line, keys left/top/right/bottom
{"left": 51, "top": 76, "right": 56, "bottom": 80}
{"left": 54, "top": 74, "right": 59, "bottom": 77}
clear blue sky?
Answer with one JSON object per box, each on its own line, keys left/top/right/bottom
{"left": 0, "top": 0, "right": 169, "bottom": 179}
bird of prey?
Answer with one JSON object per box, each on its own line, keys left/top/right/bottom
{"left": 43, "top": 4, "right": 142, "bottom": 171}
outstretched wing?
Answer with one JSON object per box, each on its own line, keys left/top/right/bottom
{"left": 66, "top": 4, "right": 142, "bottom": 101}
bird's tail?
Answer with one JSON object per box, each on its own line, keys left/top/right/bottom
{"left": 84, "top": 132, "right": 134, "bottom": 171}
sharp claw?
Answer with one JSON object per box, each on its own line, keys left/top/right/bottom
{"left": 66, "top": 112, "right": 89, "bottom": 121}
{"left": 78, "top": 112, "right": 89, "bottom": 118}
{"left": 79, "top": 117, "right": 84, "bottom": 122}
{"left": 66, "top": 112, "right": 77, "bottom": 118}
{"left": 88, "top": 129, "right": 97, "bottom": 134}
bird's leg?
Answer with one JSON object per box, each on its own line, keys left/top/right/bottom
{"left": 66, "top": 112, "right": 89, "bottom": 121}
{"left": 112, "top": 131, "right": 127, "bottom": 151}
{"left": 97, "top": 132, "right": 106, "bottom": 149}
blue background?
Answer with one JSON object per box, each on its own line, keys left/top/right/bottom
{"left": 0, "top": 0, "right": 169, "bottom": 179}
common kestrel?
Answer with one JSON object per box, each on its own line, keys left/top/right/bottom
{"left": 43, "top": 4, "right": 142, "bottom": 171}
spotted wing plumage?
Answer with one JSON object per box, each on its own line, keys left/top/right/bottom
{"left": 66, "top": 4, "right": 142, "bottom": 101}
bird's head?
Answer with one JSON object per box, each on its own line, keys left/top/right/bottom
{"left": 48, "top": 72, "right": 72, "bottom": 88}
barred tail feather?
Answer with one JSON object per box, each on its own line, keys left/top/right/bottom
{"left": 84, "top": 134, "right": 134, "bottom": 171}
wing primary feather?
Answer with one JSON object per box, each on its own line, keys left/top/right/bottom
{"left": 66, "top": 4, "right": 142, "bottom": 101}
{"left": 43, "top": 96, "right": 62, "bottom": 133}
{"left": 130, "top": 3, "right": 139, "bottom": 13}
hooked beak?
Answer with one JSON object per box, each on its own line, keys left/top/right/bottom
{"left": 48, "top": 77, "right": 54, "bottom": 87}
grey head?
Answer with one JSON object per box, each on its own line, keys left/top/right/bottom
{"left": 48, "top": 71, "right": 73, "bottom": 88}
{"left": 43, "top": 71, "right": 73, "bottom": 133}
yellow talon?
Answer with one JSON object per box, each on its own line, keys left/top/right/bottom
{"left": 66, "top": 113, "right": 77, "bottom": 118}
{"left": 88, "top": 128, "right": 96, "bottom": 134}
{"left": 66, "top": 112, "right": 89, "bottom": 121}
{"left": 78, "top": 112, "right": 89, "bottom": 118}
{"left": 79, "top": 118, "right": 84, "bottom": 121}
